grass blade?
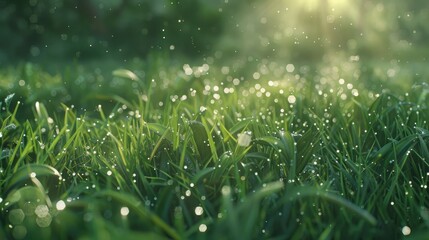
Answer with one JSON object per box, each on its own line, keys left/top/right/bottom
{"left": 2, "top": 164, "right": 61, "bottom": 197}
{"left": 286, "top": 186, "right": 377, "bottom": 226}
{"left": 96, "top": 190, "right": 180, "bottom": 240}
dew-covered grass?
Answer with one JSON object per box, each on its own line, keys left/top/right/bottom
{"left": 1, "top": 56, "right": 429, "bottom": 239}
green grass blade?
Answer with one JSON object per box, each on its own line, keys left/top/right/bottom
{"left": 286, "top": 187, "right": 377, "bottom": 226}
{"left": 3, "top": 164, "right": 61, "bottom": 197}
{"left": 96, "top": 190, "right": 180, "bottom": 240}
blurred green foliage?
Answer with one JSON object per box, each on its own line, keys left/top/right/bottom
{"left": 1, "top": 0, "right": 429, "bottom": 64}
{"left": 0, "top": 0, "right": 225, "bottom": 63}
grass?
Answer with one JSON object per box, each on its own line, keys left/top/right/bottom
{"left": 1, "top": 56, "right": 429, "bottom": 239}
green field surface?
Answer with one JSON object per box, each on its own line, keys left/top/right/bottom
{"left": 1, "top": 1, "right": 429, "bottom": 239}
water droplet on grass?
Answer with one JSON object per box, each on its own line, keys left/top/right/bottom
{"left": 56, "top": 200, "right": 66, "bottom": 211}
{"left": 194, "top": 206, "right": 204, "bottom": 216}
{"left": 199, "top": 224, "right": 207, "bottom": 232}
{"left": 401, "top": 226, "right": 411, "bottom": 235}
{"left": 4, "top": 124, "right": 16, "bottom": 131}
{"left": 120, "top": 207, "right": 129, "bottom": 216}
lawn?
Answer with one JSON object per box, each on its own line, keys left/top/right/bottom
{"left": 1, "top": 55, "right": 428, "bottom": 239}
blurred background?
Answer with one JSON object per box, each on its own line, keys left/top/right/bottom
{"left": 1, "top": 0, "right": 429, "bottom": 65}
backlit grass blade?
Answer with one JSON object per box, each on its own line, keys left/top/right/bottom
{"left": 35, "top": 101, "right": 52, "bottom": 129}
{"left": 229, "top": 118, "right": 253, "bottom": 135}
{"left": 4, "top": 93, "right": 15, "bottom": 109}
{"left": 112, "top": 69, "right": 140, "bottom": 81}
{"left": 2, "top": 164, "right": 61, "bottom": 197}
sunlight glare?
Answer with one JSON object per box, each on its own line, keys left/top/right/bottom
{"left": 298, "top": 0, "right": 350, "bottom": 12}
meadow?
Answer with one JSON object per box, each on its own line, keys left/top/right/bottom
{"left": 1, "top": 55, "right": 428, "bottom": 239}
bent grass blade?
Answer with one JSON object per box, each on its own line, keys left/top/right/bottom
{"left": 285, "top": 186, "right": 377, "bottom": 226}
{"left": 96, "top": 190, "right": 180, "bottom": 240}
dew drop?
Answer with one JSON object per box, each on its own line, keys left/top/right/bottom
{"left": 401, "top": 226, "right": 411, "bottom": 236}
{"left": 185, "top": 190, "right": 191, "bottom": 197}
{"left": 56, "top": 200, "right": 66, "bottom": 211}
{"left": 195, "top": 206, "right": 204, "bottom": 216}
{"left": 120, "top": 207, "right": 129, "bottom": 216}
{"left": 199, "top": 224, "right": 207, "bottom": 232}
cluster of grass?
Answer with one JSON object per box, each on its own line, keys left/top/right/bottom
{"left": 1, "top": 57, "right": 429, "bottom": 239}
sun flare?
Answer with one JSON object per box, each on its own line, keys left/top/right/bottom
{"left": 299, "top": 0, "right": 350, "bottom": 12}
